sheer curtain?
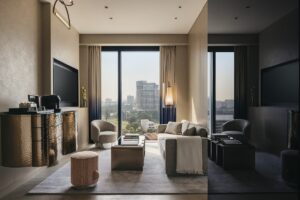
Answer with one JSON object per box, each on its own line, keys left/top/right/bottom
{"left": 88, "top": 46, "right": 101, "bottom": 141}
{"left": 160, "top": 46, "right": 176, "bottom": 105}
{"left": 160, "top": 46, "right": 176, "bottom": 123}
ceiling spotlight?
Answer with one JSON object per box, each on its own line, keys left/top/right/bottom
{"left": 234, "top": 17, "right": 238, "bottom": 20}
{"left": 52, "top": 0, "right": 74, "bottom": 29}
{"left": 105, "top": 6, "right": 109, "bottom": 9}
{"left": 174, "top": 17, "right": 178, "bottom": 20}
{"left": 245, "top": 5, "right": 251, "bottom": 9}
{"left": 179, "top": 6, "right": 182, "bottom": 8}
{"left": 109, "top": 17, "right": 113, "bottom": 20}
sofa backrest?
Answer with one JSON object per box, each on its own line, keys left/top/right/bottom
{"left": 188, "top": 123, "right": 208, "bottom": 137}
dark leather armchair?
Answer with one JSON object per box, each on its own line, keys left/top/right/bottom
{"left": 221, "top": 119, "right": 250, "bottom": 143}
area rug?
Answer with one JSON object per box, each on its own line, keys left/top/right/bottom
{"left": 29, "top": 142, "right": 207, "bottom": 194}
{"left": 208, "top": 152, "right": 297, "bottom": 194}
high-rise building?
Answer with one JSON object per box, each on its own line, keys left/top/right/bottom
{"left": 126, "top": 95, "right": 134, "bottom": 105}
{"left": 136, "top": 81, "right": 159, "bottom": 111}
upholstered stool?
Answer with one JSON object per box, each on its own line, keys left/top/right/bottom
{"left": 281, "top": 149, "right": 299, "bottom": 187}
{"left": 71, "top": 151, "right": 99, "bottom": 189}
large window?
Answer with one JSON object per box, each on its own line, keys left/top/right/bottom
{"left": 208, "top": 48, "right": 235, "bottom": 133}
{"left": 101, "top": 51, "right": 119, "bottom": 130}
{"left": 101, "top": 47, "right": 160, "bottom": 137}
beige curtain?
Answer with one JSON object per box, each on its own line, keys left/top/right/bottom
{"left": 160, "top": 46, "right": 176, "bottom": 106}
{"left": 88, "top": 46, "right": 101, "bottom": 126}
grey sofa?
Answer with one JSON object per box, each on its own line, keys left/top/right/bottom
{"left": 221, "top": 119, "right": 250, "bottom": 143}
{"left": 157, "top": 122, "right": 208, "bottom": 176}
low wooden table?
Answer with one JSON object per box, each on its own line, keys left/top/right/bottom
{"left": 111, "top": 135, "right": 145, "bottom": 170}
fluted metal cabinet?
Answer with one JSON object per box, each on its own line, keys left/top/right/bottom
{"left": 1, "top": 114, "right": 32, "bottom": 167}
{"left": 62, "top": 111, "right": 77, "bottom": 155}
{"left": 1, "top": 113, "right": 63, "bottom": 167}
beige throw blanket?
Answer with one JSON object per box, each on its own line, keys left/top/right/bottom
{"left": 176, "top": 137, "right": 203, "bottom": 174}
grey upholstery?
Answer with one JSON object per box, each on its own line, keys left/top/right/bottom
{"left": 221, "top": 119, "right": 250, "bottom": 143}
{"left": 157, "top": 122, "right": 208, "bottom": 176}
{"left": 91, "top": 120, "right": 117, "bottom": 148}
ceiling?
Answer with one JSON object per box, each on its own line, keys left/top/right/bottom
{"left": 50, "top": 0, "right": 207, "bottom": 34}
{"left": 208, "top": 0, "right": 298, "bottom": 34}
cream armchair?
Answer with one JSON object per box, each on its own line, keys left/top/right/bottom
{"left": 91, "top": 120, "right": 117, "bottom": 148}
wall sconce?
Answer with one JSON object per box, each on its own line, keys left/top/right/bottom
{"left": 53, "top": 0, "right": 74, "bottom": 29}
{"left": 165, "top": 86, "right": 174, "bottom": 106}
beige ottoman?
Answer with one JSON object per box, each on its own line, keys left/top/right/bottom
{"left": 71, "top": 151, "right": 99, "bottom": 189}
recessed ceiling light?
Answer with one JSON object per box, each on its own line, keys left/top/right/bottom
{"left": 105, "top": 6, "right": 109, "bottom": 9}
{"left": 174, "top": 17, "right": 178, "bottom": 20}
{"left": 109, "top": 17, "right": 113, "bottom": 20}
{"left": 178, "top": 6, "right": 182, "bottom": 9}
{"left": 245, "top": 5, "right": 250, "bottom": 9}
{"left": 234, "top": 17, "right": 238, "bottom": 20}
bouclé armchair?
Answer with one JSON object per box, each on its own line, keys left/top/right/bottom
{"left": 91, "top": 120, "right": 117, "bottom": 148}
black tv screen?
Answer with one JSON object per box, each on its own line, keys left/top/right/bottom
{"left": 261, "top": 60, "right": 299, "bottom": 106}
{"left": 53, "top": 59, "right": 78, "bottom": 107}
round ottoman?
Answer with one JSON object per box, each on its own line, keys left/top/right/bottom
{"left": 71, "top": 151, "right": 99, "bottom": 189}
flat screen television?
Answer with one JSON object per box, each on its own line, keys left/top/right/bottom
{"left": 53, "top": 59, "right": 78, "bottom": 107}
{"left": 261, "top": 60, "right": 299, "bottom": 107}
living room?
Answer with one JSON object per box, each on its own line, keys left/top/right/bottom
{"left": 0, "top": 0, "right": 299, "bottom": 200}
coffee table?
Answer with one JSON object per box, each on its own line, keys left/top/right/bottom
{"left": 111, "top": 135, "right": 145, "bottom": 170}
{"left": 208, "top": 136, "right": 255, "bottom": 170}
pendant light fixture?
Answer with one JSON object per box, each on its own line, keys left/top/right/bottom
{"left": 53, "top": 0, "right": 74, "bottom": 29}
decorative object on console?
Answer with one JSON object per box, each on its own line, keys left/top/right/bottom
{"left": 80, "top": 86, "right": 88, "bottom": 107}
{"left": 53, "top": 0, "right": 74, "bottom": 29}
{"left": 41, "top": 95, "right": 61, "bottom": 113}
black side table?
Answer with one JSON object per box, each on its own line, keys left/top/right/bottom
{"left": 216, "top": 143, "right": 255, "bottom": 170}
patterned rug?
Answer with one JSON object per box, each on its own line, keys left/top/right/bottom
{"left": 29, "top": 142, "right": 207, "bottom": 194}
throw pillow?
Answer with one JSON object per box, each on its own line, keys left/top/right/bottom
{"left": 165, "top": 122, "right": 182, "bottom": 135}
{"left": 181, "top": 120, "right": 190, "bottom": 133}
{"left": 182, "top": 127, "right": 196, "bottom": 136}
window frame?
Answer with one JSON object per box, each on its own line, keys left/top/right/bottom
{"left": 101, "top": 46, "right": 160, "bottom": 142}
{"left": 208, "top": 46, "right": 235, "bottom": 133}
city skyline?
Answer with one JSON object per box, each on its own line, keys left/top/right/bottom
{"left": 101, "top": 51, "right": 160, "bottom": 101}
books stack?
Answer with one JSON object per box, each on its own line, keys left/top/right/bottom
{"left": 124, "top": 134, "right": 139, "bottom": 140}
{"left": 122, "top": 134, "right": 139, "bottom": 146}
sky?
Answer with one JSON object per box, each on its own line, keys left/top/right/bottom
{"left": 208, "top": 52, "right": 234, "bottom": 101}
{"left": 101, "top": 51, "right": 160, "bottom": 101}
{"left": 102, "top": 51, "right": 234, "bottom": 102}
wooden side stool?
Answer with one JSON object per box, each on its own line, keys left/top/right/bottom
{"left": 71, "top": 151, "right": 99, "bottom": 189}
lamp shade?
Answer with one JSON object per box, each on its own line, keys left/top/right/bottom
{"left": 165, "top": 86, "right": 174, "bottom": 106}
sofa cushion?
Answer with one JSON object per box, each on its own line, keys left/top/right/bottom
{"left": 165, "top": 122, "right": 182, "bottom": 135}
{"left": 181, "top": 120, "right": 190, "bottom": 133}
{"left": 188, "top": 123, "right": 208, "bottom": 137}
{"left": 182, "top": 127, "right": 196, "bottom": 136}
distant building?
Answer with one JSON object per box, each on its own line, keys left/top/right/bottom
{"left": 126, "top": 95, "right": 134, "bottom": 105}
{"left": 104, "top": 98, "right": 113, "bottom": 105}
{"left": 224, "top": 99, "right": 234, "bottom": 108}
{"left": 136, "top": 81, "right": 159, "bottom": 111}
